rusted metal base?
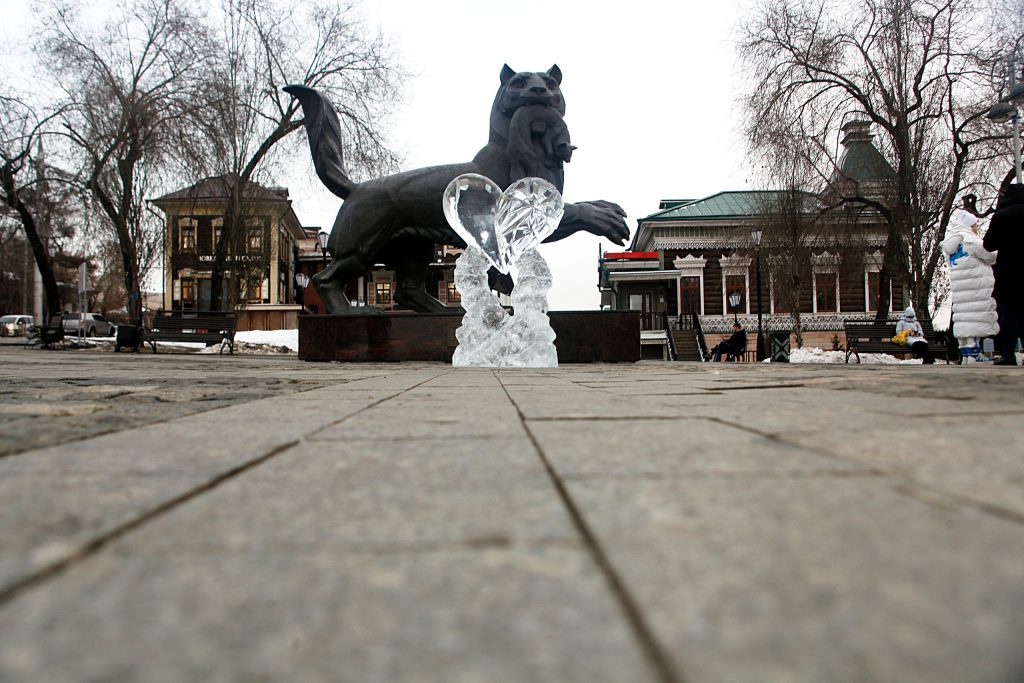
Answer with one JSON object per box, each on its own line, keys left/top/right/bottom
{"left": 298, "top": 310, "right": 640, "bottom": 363}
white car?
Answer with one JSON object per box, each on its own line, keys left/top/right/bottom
{"left": 62, "top": 312, "right": 116, "bottom": 337}
{"left": 0, "top": 314, "right": 34, "bottom": 337}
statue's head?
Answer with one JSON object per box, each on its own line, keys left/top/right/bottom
{"left": 495, "top": 65, "right": 565, "bottom": 117}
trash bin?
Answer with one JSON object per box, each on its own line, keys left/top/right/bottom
{"left": 770, "top": 332, "right": 790, "bottom": 363}
{"left": 115, "top": 324, "right": 143, "bottom": 353}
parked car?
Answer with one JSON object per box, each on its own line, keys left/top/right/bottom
{"left": 0, "top": 314, "right": 34, "bottom": 337}
{"left": 62, "top": 312, "right": 116, "bottom": 337}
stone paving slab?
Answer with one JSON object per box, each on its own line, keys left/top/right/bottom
{"left": 779, "top": 412, "right": 1024, "bottom": 516}
{"left": 526, "top": 417, "right": 871, "bottom": 478}
{"left": 564, "top": 476, "right": 1024, "bottom": 683}
{"left": 0, "top": 548, "right": 654, "bottom": 683}
{"left": 117, "top": 437, "right": 579, "bottom": 552}
{"left": 0, "top": 346, "right": 1023, "bottom": 682}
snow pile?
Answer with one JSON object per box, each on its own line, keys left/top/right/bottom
{"left": 235, "top": 329, "right": 298, "bottom": 352}
{"left": 195, "top": 329, "right": 299, "bottom": 355}
{"left": 788, "top": 346, "right": 922, "bottom": 364}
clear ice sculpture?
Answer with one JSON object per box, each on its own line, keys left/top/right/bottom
{"left": 443, "top": 174, "right": 563, "bottom": 367}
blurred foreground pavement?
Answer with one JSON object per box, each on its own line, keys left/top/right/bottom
{"left": 1, "top": 344, "right": 1023, "bottom": 683}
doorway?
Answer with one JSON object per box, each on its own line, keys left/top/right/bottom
{"left": 629, "top": 292, "right": 655, "bottom": 330}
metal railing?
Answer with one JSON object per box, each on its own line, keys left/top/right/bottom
{"left": 692, "top": 312, "right": 709, "bottom": 361}
{"left": 661, "top": 311, "right": 676, "bottom": 360}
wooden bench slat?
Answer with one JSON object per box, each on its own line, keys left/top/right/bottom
{"left": 146, "top": 311, "right": 236, "bottom": 355}
{"left": 843, "top": 319, "right": 937, "bottom": 363}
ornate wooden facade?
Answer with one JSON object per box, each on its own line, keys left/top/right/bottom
{"left": 598, "top": 123, "right": 906, "bottom": 358}
{"left": 153, "top": 176, "right": 306, "bottom": 313}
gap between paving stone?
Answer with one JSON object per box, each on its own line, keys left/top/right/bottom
{"left": 0, "top": 369, "right": 453, "bottom": 606}
{"left": 711, "top": 416, "right": 1024, "bottom": 528}
{"left": 494, "top": 370, "right": 686, "bottom": 683}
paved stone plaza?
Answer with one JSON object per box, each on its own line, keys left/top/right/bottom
{"left": 1, "top": 342, "right": 1022, "bottom": 682}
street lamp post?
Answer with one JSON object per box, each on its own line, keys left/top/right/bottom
{"left": 751, "top": 228, "right": 765, "bottom": 361}
{"left": 728, "top": 291, "right": 741, "bottom": 324}
{"left": 316, "top": 230, "right": 330, "bottom": 269}
{"left": 987, "top": 36, "right": 1024, "bottom": 184}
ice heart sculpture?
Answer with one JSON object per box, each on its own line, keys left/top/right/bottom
{"left": 443, "top": 174, "right": 564, "bottom": 274}
{"left": 443, "top": 174, "right": 561, "bottom": 368}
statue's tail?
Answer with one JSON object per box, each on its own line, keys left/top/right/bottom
{"left": 284, "top": 84, "right": 356, "bottom": 200}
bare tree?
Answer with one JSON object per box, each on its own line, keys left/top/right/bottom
{"left": 0, "top": 94, "right": 70, "bottom": 319}
{"left": 753, "top": 157, "right": 866, "bottom": 346}
{"left": 740, "top": 0, "right": 998, "bottom": 318}
{"left": 197, "top": 0, "right": 402, "bottom": 310}
{"left": 983, "top": 0, "right": 1024, "bottom": 198}
{"left": 37, "top": 0, "right": 212, "bottom": 326}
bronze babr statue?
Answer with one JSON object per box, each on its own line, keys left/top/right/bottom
{"left": 285, "top": 64, "right": 629, "bottom": 314}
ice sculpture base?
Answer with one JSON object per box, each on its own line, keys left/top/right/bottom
{"left": 298, "top": 310, "right": 641, "bottom": 363}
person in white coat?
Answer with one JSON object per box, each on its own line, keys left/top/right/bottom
{"left": 941, "top": 208, "right": 999, "bottom": 361}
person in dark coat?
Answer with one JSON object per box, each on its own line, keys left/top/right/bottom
{"left": 709, "top": 322, "right": 748, "bottom": 362}
{"left": 982, "top": 183, "right": 1024, "bottom": 364}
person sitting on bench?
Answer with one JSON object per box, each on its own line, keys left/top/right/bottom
{"left": 895, "top": 306, "right": 935, "bottom": 364}
{"left": 710, "top": 322, "right": 747, "bottom": 362}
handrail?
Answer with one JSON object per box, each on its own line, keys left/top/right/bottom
{"left": 662, "top": 311, "right": 676, "bottom": 360}
{"left": 692, "top": 311, "right": 709, "bottom": 361}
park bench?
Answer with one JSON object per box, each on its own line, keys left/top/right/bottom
{"left": 725, "top": 342, "right": 757, "bottom": 363}
{"left": 843, "top": 319, "right": 946, "bottom": 363}
{"left": 27, "top": 314, "right": 65, "bottom": 349}
{"left": 146, "top": 311, "right": 236, "bottom": 354}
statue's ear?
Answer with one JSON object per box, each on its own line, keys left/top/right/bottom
{"left": 500, "top": 64, "right": 516, "bottom": 84}
{"left": 547, "top": 65, "right": 562, "bottom": 85}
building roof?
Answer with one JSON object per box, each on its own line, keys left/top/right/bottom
{"left": 640, "top": 191, "right": 807, "bottom": 222}
{"left": 152, "top": 174, "right": 291, "bottom": 203}
{"left": 836, "top": 121, "right": 896, "bottom": 182}
{"left": 658, "top": 199, "right": 695, "bottom": 210}
{"left": 151, "top": 174, "right": 306, "bottom": 241}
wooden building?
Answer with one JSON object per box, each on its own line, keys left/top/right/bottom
{"left": 293, "top": 234, "right": 464, "bottom": 315}
{"left": 152, "top": 176, "right": 306, "bottom": 330}
{"left": 599, "top": 122, "right": 906, "bottom": 360}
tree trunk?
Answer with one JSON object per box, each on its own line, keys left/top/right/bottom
{"left": 1, "top": 167, "right": 62, "bottom": 319}
{"left": 13, "top": 199, "right": 61, "bottom": 319}
{"left": 207, "top": 217, "right": 229, "bottom": 310}
{"left": 876, "top": 224, "right": 905, "bottom": 320}
{"left": 791, "top": 310, "right": 804, "bottom": 348}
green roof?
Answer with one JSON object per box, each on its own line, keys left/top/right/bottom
{"left": 658, "top": 199, "right": 694, "bottom": 210}
{"left": 641, "top": 191, "right": 806, "bottom": 221}
{"left": 838, "top": 143, "right": 896, "bottom": 182}
{"left": 836, "top": 121, "right": 896, "bottom": 182}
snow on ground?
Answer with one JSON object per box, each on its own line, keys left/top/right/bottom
{"left": 47, "top": 331, "right": 1024, "bottom": 363}
{"left": 787, "top": 347, "right": 922, "bottom": 364}
{"left": 196, "top": 329, "right": 298, "bottom": 354}
{"left": 59, "top": 329, "right": 299, "bottom": 354}
{"left": 234, "top": 329, "right": 299, "bottom": 351}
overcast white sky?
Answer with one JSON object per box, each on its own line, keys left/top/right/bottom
{"left": 2, "top": 0, "right": 755, "bottom": 310}
{"left": 288, "top": 0, "right": 757, "bottom": 309}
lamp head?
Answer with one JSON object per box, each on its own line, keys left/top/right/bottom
{"left": 1008, "top": 81, "right": 1024, "bottom": 104}
{"left": 987, "top": 101, "right": 1016, "bottom": 123}
{"left": 317, "top": 230, "right": 329, "bottom": 252}
{"left": 751, "top": 229, "right": 763, "bottom": 247}
{"left": 729, "top": 292, "right": 741, "bottom": 308}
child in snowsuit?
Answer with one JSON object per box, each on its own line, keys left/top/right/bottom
{"left": 941, "top": 208, "right": 999, "bottom": 362}
{"left": 895, "top": 307, "right": 934, "bottom": 364}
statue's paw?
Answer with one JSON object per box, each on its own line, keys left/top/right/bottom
{"left": 579, "top": 201, "right": 629, "bottom": 245}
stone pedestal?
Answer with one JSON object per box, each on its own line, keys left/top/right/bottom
{"left": 298, "top": 310, "right": 640, "bottom": 363}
